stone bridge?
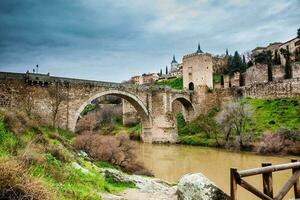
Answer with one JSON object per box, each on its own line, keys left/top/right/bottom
{"left": 0, "top": 72, "right": 200, "bottom": 143}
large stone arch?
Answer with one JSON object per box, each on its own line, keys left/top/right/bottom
{"left": 171, "top": 95, "right": 195, "bottom": 122}
{"left": 70, "top": 90, "right": 152, "bottom": 134}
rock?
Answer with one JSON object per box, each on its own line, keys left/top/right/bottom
{"left": 97, "top": 192, "right": 123, "bottom": 200}
{"left": 101, "top": 168, "right": 176, "bottom": 195}
{"left": 177, "top": 173, "right": 230, "bottom": 200}
{"left": 72, "top": 162, "right": 95, "bottom": 176}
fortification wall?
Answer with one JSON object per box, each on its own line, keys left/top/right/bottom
{"left": 243, "top": 78, "right": 300, "bottom": 98}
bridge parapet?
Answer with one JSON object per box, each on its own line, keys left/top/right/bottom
{"left": 0, "top": 72, "right": 191, "bottom": 95}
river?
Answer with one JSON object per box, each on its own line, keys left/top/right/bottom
{"left": 135, "top": 142, "right": 299, "bottom": 200}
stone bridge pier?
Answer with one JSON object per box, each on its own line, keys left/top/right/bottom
{"left": 0, "top": 72, "right": 196, "bottom": 143}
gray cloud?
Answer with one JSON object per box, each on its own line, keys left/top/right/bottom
{"left": 0, "top": 0, "right": 299, "bottom": 82}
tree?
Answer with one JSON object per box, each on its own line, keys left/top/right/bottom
{"left": 295, "top": 48, "right": 300, "bottom": 62}
{"left": 160, "top": 69, "right": 162, "bottom": 76}
{"left": 273, "top": 49, "right": 281, "bottom": 65}
{"left": 280, "top": 47, "right": 292, "bottom": 79}
{"left": 298, "top": 28, "right": 300, "bottom": 38}
{"left": 48, "top": 82, "right": 67, "bottom": 127}
{"left": 165, "top": 66, "right": 168, "bottom": 74}
{"left": 229, "top": 51, "right": 244, "bottom": 73}
{"left": 215, "top": 101, "right": 253, "bottom": 149}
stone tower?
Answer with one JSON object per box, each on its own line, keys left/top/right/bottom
{"left": 170, "top": 55, "right": 178, "bottom": 73}
{"left": 182, "top": 44, "right": 213, "bottom": 90}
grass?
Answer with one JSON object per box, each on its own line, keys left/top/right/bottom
{"left": 0, "top": 111, "right": 135, "bottom": 200}
{"left": 155, "top": 77, "right": 183, "bottom": 90}
{"left": 178, "top": 98, "right": 300, "bottom": 147}
{"left": 243, "top": 98, "right": 300, "bottom": 133}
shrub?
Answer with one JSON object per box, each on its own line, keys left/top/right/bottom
{"left": 2, "top": 110, "right": 40, "bottom": 135}
{"left": 216, "top": 101, "right": 254, "bottom": 149}
{"left": 73, "top": 133, "right": 152, "bottom": 176}
{"left": 0, "top": 159, "right": 52, "bottom": 200}
{"left": 257, "top": 129, "right": 299, "bottom": 155}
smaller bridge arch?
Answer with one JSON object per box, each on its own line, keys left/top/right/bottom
{"left": 70, "top": 90, "right": 152, "bottom": 133}
{"left": 171, "top": 95, "right": 195, "bottom": 122}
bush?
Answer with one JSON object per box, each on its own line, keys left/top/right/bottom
{"left": 257, "top": 129, "right": 299, "bottom": 155}
{"left": 0, "top": 159, "right": 52, "bottom": 200}
{"left": 73, "top": 133, "right": 152, "bottom": 176}
{"left": 1, "top": 110, "right": 40, "bottom": 135}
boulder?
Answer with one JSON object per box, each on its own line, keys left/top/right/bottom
{"left": 177, "top": 173, "right": 230, "bottom": 200}
{"left": 101, "top": 168, "right": 176, "bottom": 194}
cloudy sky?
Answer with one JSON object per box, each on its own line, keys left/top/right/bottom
{"left": 0, "top": 0, "right": 299, "bottom": 82}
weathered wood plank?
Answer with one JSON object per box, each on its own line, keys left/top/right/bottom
{"left": 239, "top": 179, "right": 273, "bottom": 200}
{"left": 292, "top": 159, "right": 300, "bottom": 199}
{"left": 238, "top": 162, "right": 300, "bottom": 178}
{"left": 262, "top": 162, "right": 273, "bottom": 198}
{"left": 230, "top": 168, "right": 238, "bottom": 200}
{"left": 274, "top": 169, "right": 300, "bottom": 200}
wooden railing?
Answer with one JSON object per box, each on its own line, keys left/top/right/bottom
{"left": 230, "top": 159, "right": 300, "bottom": 200}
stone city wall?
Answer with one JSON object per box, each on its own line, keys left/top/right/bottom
{"left": 243, "top": 78, "right": 300, "bottom": 98}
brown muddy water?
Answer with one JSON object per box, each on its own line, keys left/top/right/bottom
{"left": 135, "top": 142, "right": 299, "bottom": 200}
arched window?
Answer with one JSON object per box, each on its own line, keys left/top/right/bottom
{"left": 188, "top": 82, "right": 194, "bottom": 91}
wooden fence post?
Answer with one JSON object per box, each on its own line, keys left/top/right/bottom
{"left": 262, "top": 162, "right": 273, "bottom": 198}
{"left": 231, "top": 168, "right": 238, "bottom": 200}
{"left": 292, "top": 159, "right": 300, "bottom": 198}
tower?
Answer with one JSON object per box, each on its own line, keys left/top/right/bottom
{"left": 170, "top": 54, "right": 178, "bottom": 73}
{"left": 182, "top": 44, "right": 213, "bottom": 90}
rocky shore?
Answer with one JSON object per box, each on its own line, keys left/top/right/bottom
{"left": 75, "top": 151, "right": 230, "bottom": 200}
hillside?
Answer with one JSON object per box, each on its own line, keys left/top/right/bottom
{"left": 0, "top": 111, "right": 135, "bottom": 200}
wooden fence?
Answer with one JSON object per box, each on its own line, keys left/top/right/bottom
{"left": 230, "top": 159, "right": 300, "bottom": 200}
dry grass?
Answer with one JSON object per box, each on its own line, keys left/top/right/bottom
{"left": 0, "top": 159, "right": 52, "bottom": 200}
{"left": 1, "top": 110, "right": 41, "bottom": 135}
{"left": 73, "top": 133, "right": 152, "bottom": 176}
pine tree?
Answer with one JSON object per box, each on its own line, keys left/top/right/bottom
{"left": 280, "top": 48, "right": 292, "bottom": 79}
{"left": 298, "top": 28, "right": 300, "bottom": 38}
{"left": 165, "top": 66, "right": 168, "bottom": 74}
{"left": 266, "top": 51, "right": 273, "bottom": 82}
{"left": 273, "top": 50, "right": 281, "bottom": 65}
{"left": 229, "top": 51, "right": 243, "bottom": 73}
{"left": 160, "top": 69, "right": 162, "bottom": 75}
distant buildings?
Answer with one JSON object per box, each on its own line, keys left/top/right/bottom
{"left": 129, "top": 32, "right": 300, "bottom": 90}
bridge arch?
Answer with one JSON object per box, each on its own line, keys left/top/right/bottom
{"left": 171, "top": 95, "right": 195, "bottom": 122}
{"left": 71, "top": 90, "right": 152, "bottom": 133}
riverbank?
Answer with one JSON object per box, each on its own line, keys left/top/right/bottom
{"left": 177, "top": 97, "right": 300, "bottom": 155}
{"left": 0, "top": 110, "right": 143, "bottom": 199}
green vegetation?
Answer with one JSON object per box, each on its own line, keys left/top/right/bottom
{"left": 178, "top": 98, "right": 300, "bottom": 150}
{"left": 155, "top": 77, "right": 183, "bottom": 90}
{"left": 213, "top": 74, "right": 221, "bottom": 83}
{"left": 80, "top": 104, "right": 96, "bottom": 116}
{"left": 177, "top": 107, "right": 219, "bottom": 147}
{"left": 0, "top": 111, "right": 135, "bottom": 200}
{"left": 243, "top": 98, "right": 300, "bottom": 133}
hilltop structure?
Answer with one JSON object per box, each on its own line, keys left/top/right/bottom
{"left": 182, "top": 44, "right": 213, "bottom": 90}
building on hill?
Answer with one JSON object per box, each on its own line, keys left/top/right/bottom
{"left": 158, "top": 55, "right": 183, "bottom": 81}
{"left": 279, "top": 37, "right": 300, "bottom": 66}
{"left": 182, "top": 44, "right": 213, "bottom": 90}
{"left": 245, "top": 36, "right": 300, "bottom": 86}
{"left": 130, "top": 73, "right": 159, "bottom": 85}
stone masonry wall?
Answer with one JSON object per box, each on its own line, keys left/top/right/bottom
{"left": 243, "top": 78, "right": 300, "bottom": 98}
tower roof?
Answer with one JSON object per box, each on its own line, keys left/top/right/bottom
{"left": 196, "top": 43, "right": 203, "bottom": 53}
{"left": 171, "top": 54, "right": 178, "bottom": 64}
